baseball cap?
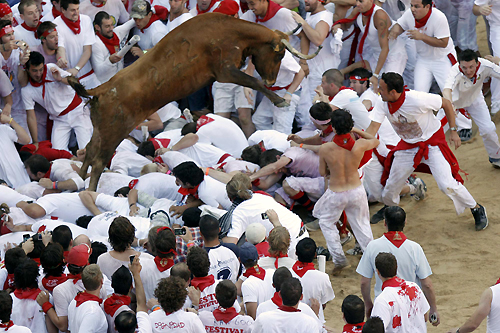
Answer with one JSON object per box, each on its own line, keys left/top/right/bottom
{"left": 239, "top": 242, "right": 258, "bottom": 263}
{"left": 66, "top": 244, "right": 91, "bottom": 267}
{"left": 213, "top": 0, "right": 239, "bottom": 16}
{"left": 130, "top": 0, "right": 149, "bottom": 19}
{"left": 245, "top": 223, "right": 266, "bottom": 245}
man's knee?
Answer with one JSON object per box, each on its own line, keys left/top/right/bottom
{"left": 282, "top": 180, "right": 299, "bottom": 196}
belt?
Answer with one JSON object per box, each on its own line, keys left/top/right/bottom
{"left": 58, "top": 93, "right": 82, "bottom": 117}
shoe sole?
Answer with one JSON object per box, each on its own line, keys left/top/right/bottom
{"left": 340, "top": 233, "right": 353, "bottom": 246}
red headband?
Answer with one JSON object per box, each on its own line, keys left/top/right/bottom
{"left": 0, "top": 3, "right": 12, "bottom": 17}
{"left": 349, "top": 75, "right": 369, "bottom": 81}
{"left": 40, "top": 27, "right": 56, "bottom": 39}
{"left": 156, "top": 226, "right": 172, "bottom": 234}
{"left": 0, "top": 25, "right": 13, "bottom": 39}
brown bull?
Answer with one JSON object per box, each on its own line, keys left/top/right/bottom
{"left": 69, "top": 13, "right": 320, "bottom": 190}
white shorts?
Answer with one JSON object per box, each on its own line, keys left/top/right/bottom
{"left": 275, "top": 176, "right": 326, "bottom": 206}
{"left": 213, "top": 82, "right": 254, "bottom": 113}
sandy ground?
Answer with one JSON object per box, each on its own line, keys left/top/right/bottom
{"left": 313, "top": 17, "right": 500, "bottom": 332}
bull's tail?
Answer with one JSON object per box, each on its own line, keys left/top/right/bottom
{"left": 67, "top": 76, "right": 91, "bottom": 99}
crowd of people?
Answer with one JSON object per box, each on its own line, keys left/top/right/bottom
{"left": 0, "top": 0, "right": 499, "bottom": 331}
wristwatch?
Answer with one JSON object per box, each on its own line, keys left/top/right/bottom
{"left": 372, "top": 73, "right": 379, "bottom": 79}
{"left": 450, "top": 126, "right": 458, "bottom": 131}
{"left": 74, "top": 65, "right": 81, "bottom": 72}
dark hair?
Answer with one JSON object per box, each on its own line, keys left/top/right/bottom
{"left": 182, "top": 207, "right": 202, "bottom": 227}
{"left": 155, "top": 276, "right": 188, "bottom": 313}
{"left": 375, "top": 252, "right": 397, "bottom": 278}
{"left": 18, "top": 0, "right": 36, "bottom": 15}
{"left": 93, "top": 10, "right": 110, "bottom": 28}
{"left": 19, "top": 151, "right": 32, "bottom": 163}
{"left": 172, "top": 162, "right": 204, "bottom": 187}
{"left": 170, "top": 263, "right": 191, "bottom": 283}
{"left": 341, "top": 295, "right": 365, "bottom": 324}
{"left": 60, "top": 0, "right": 79, "bottom": 11}
{"left": 273, "top": 267, "right": 292, "bottom": 292}
{"left": 37, "top": 21, "right": 56, "bottom": 41}
{"left": 0, "top": 179, "right": 6, "bottom": 186}
{"left": 421, "top": 0, "right": 432, "bottom": 7}
{"left": 186, "top": 246, "right": 210, "bottom": 277}
{"left": 24, "top": 153, "right": 50, "bottom": 175}
{"left": 280, "top": 277, "right": 302, "bottom": 307}
{"left": 76, "top": 215, "right": 93, "bottom": 229}
{"left": 14, "top": 259, "right": 39, "bottom": 290}
{"left": 362, "top": 316, "right": 384, "bottom": 333}
{"left": 52, "top": 225, "right": 73, "bottom": 250}
{"left": 68, "top": 263, "right": 85, "bottom": 275}
{"left": 259, "top": 149, "right": 283, "bottom": 168}
{"left": 114, "top": 186, "right": 131, "bottom": 198}
{"left": 115, "top": 311, "right": 137, "bottom": 333}
{"left": 137, "top": 141, "right": 155, "bottom": 158}
{"left": 111, "top": 266, "right": 133, "bottom": 295}
{"left": 40, "top": 243, "right": 65, "bottom": 276}
{"left": 27, "top": 234, "right": 45, "bottom": 260}
{"left": 25, "top": 51, "right": 46, "bottom": 71}
{"left": 380, "top": 72, "right": 404, "bottom": 93}
{"left": 5, "top": 248, "right": 27, "bottom": 274}
{"left": 0, "top": 20, "right": 11, "bottom": 31}
{"left": 199, "top": 215, "right": 219, "bottom": 242}
{"left": 309, "top": 102, "right": 332, "bottom": 121}
{"left": 108, "top": 217, "right": 136, "bottom": 252}
{"left": 155, "top": 227, "right": 176, "bottom": 259}
{"left": 323, "top": 68, "right": 344, "bottom": 87}
{"left": 0, "top": 290, "right": 12, "bottom": 323}
{"left": 384, "top": 206, "right": 406, "bottom": 231}
{"left": 295, "top": 238, "right": 316, "bottom": 263}
{"left": 181, "top": 122, "right": 197, "bottom": 136}
{"left": 331, "top": 109, "right": 354, "bottom": 135}
{"left": 241, "top": 145, "right": 262, "bottom": 165}
{"left": 349, "top": 68, "right": 372, "bottom": 88}
{"left": 89, "top": 241, "right": 108, "bottom": 264}
{"left": 458, "top": 49, "right": 479, "bottom": 63}
{"left": 215, "top": 280, "right": 237, "bottom": 309}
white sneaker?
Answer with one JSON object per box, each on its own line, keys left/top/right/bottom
{"left": 411, "top": 178, "right": 427, "bottom": 201}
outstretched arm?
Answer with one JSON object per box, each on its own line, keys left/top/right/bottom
{"left": 249, "top": 156, "right": 291, "bottom": 182}
{"left": 448, "top": 287, "right": 492, "bottom": 333}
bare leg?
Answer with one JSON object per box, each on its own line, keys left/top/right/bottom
{"left": 237, "top": 107, "right": 255, "bottom": 138}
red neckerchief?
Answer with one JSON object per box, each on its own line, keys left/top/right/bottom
{"left": 60, "top": 14, "right": 81, "bottom": 34}
{"left": 32, "top": 258, "right": 41, "bottom": 266}
{"left": 256, "top": 0, "right": 282, "bottom": 22}
{"left": 328, "top": 95, "right": 334, "bottom": 102}
{"left": 414, "top": 6, "right": 431, "bottom": 29}
{"left": 154, "top": 256, "right": 175, "bottom": 272}
{"left": 21, "top": 21, "right": 40, "bottom": 32}
{"left": 29, "top": 65, "right": 52, "bottom": 99}
{"left": 387, "top": 88, "right": 409, "bottom": 115}
{"left": 255, "top": 241, "right": 270, "bottom": 258}
{"left": 343, "top": 322, "right": 365, "bottom": 333}
{"left": 140, "top": 6, "right": 168, "bottom": 32}
{"left": 150, "top": 138, "right": 171, "bottom": 150}
{"left": 243, "top": 265, "right": 266, "bottom": 280}
{"left": 273, "top": 252, "right": 287, "bottom": 269}
{"left": 42, "top": 274, "right": 68, "bottom": 292}
{"left": 381, "top": 276, "right": 404, "bottom": 291}
{"left": 177, "top": 184, "right": 200, "bottom": 198}
{"left": 103, "top": 293, "right": 131, "bottom": 317}
{"left": 496, "top": 277, "right": 500, "bottom": 285}
{"left": 51, "top": 6, "right": 61, "bottom": 18}
{"left": 271, "top": 291, "right": 282, "bottom": 306}
{"left": 191, "top": 275, "right": 215, "bottom": 292}
{"left": 213, "top": 307, "right": 239, "bottom": 324}
{"left": 339, "top": 86, "right": 354, "bottom": 92}
{"left": 2, "top": 274, "right": 14, "bottom": 290}
{"left": 91, "top": 0, "right": 106, "bottom": 7}
{"left": 321, "top": 124, "right": 333, "bottom": 138}
{"left": 197, "top": 0, "right": 217, "bottom": 14}
{"left": 196, "top": 115, "right": 215, "bottom": 131}
{"left": 278, "top": 305, "right": 301, "bottom": 312}
{"left": 292, "top": 261, "right": 315, "bottom": 278}
{"left": 333, "top": 133, "right": 355, "bottom": 151}
{"left": 13, "top": 288, "right": 41, "bottom": 300}
{"left": 0, "top": 321, "right": 14, "bottom": 331}
{"left": 96, "top": 31, "right": 119, "bottom": 55}
{"left": 67, "top": 273, "right": 82, "bottom": 284}
{"left": 383, "top": 231, "right": 407, "bottom": 248}
{"left": 75, "top": 291, "right": 103, "bottom": 307}
{"left": 357, "top": 3, "right": 375, "bottom": 57}
{"left": 459, "top": 61, "right": 481, "bottom": 84}
{"left": 128, "top": 179, "right": 138, "bottom": 189}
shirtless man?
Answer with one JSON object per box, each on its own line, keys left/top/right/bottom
{"left": 313, "top": 109, "right": 378, "bottom": 274}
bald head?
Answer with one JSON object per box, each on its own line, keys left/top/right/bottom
{"left": 74, "top": 234, "right": 91, "bottom": 247}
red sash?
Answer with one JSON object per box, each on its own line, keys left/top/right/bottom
{"left": 414, "top": 6, "right": 431, "bottom": 29}
{"left": 383, "top": 231, "right": 407, "bottom": 248}
{"left": 21, "top": 21, "right": 40, "bottom": 32}
{"left": 343, "top": 323, "right": 365, "bottom": 333}
{"left": 273, "top": 252, "right": 288, "bottom": 269}
{"left": 67, "top": 273, "right": 82, "bottom": 284}
{"left": 256, "top": 0, "right": 281, "bottom": 22}
{"left": 242, "top": 265, "right": 266, "bottom": 280}
{"left": 291, "top": 261, "right": 315, "bottom": 278}
{"left": 191, "top": 275, "right": 215, "bottom": 292}
{"left": 177, "top": 183, "right": 200, "bottom": 198}
{"left": 140, "top": 6, "right": 169, "bottom": 33}
{"left": 388, "top": 88, "right": 409, "bottom": 115}
{"left": 213, "top": 307, "right": 239, "bottom": 323}
{"left": 96, "top": 31, "right": 120, "bottom": 55}
{"left": 255, "top": 241, "right": 270, "bottom": 258}
{"left": 103, "top": 293, "right": 131, "bottom": 317}
{"left": 58, "top": 93, "right": 82, "bottom": 117}
{"left": 61, "top": 14, "right": 81, "bottom": 34}
{"left": 75, "top": 291, "right": 102, "bottom": 307}
{"left": 150, "top": 138, "right": 171, "bottom": 150}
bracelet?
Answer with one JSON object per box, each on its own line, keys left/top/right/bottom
{"left": 53, "top": 181, "right": 58, "bottom": 189}
{"left": 372, "top": 73, "right": 379, "bottom": 79}
{"left": 299, "top": 143, "right": 304, "bottom": 148}
{"left": 8, "top": 118, "right": 13, "bottom": 125}
{"left": 285, "top": 91, "right": 293, "bottom": 97}
{"left": 186, "top": 241, "right": 195, "bottom": 248}
{"left": 42, "top": 301, "right": 54, "bottom": 313}
{"left": 151, "top": 305, "right": 161, "bottom": 312}
{"left": 129, "top": 203, "right": 136, "bottom": 208}
{"left": 205, "top": 168, "right": 210, "bottom": 176}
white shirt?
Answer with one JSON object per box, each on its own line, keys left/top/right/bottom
{"left": 282, "top": 147, "right": 321, "bottom": 178}
{"left": 137, "top": 311, "right": 153, "bottom": 333}
{"left": 97, "top": 251, "right": 154, "bottom": 281}
{"left": 475, "top": 0, "right": 500, "bottom": 25}
{"left": 166, "top": 12, "right": 193, "bottom": 34}
{"left": 198, "top": 310, "right": 254, "bottom": 333}
{"left": 3, "top": 325, "right": 31, "bottom": 333}
{"left": 241, "top": 269, "right": 275, "bottom": 309}
{"left": 31, "top": 219, "right": 88, "bottom": 238}
{"left": 370, "top": 90, "right": 443, "bottom": 143}
{"left": 206, "top": 244, "right": 240, "bottom": 283}
{"left": 134, "top": 20, "right": 168, "bottom": 50}
{"left": 0, "top": 125, "right": 30, "bottom": 188}
{"left": 256, "top": 299, "right": 319, "bottom": 319}
{"left": 80, "top": 0, "right": 130, "bottom": 25}
{"left": 0, "top": 185, "right": 32, "bottom": 206}
{"left": 487, "top": 283, "right": 500, "bottom": 333}
{"left": 253, "top": 308, "right": 322, "bottom": 333}
{"left": 268, "top": 50, "right": 301, "bottom": 91}
{"left": 444, "top": 58, "right": 500, "bottom": 108}
{"left": 2, "top": 49, "right": 26, "bottom": 112}
{"left": 134, "top": 173, "right": 183, "bottom": 201}
{"left": 297, "top": 269, "right": 334, "bottom": 322}
{"left": 0, "top": 69, "right": 13, "bottom": 99}
{"left": 149, "top": 309, "right": 205, "bottom": 332}
{"left": 397, "top": 8, "right": 455, "bottom": 60}
{"left": 35, "top": 192, "right": 94, "bottom": 222}
{"left": 109, "top": 150, "right": 152, "bottom": 177}
{"left": 177, "top": 142, "right": 234, "bottom": 169}
{"left": 139, "top": 256, "right": 172, "bottom": 302}
{"left": 356, "top": 235, "right": 432, "bottom": 298}
{"left": 330, "top": 89, "right": 371, "bottom": 131}
{"left": 68, "top": 298, "right": 108, "bottom": 333}
{"left": 247, "top": 130, "right": 291, "bottom": 153}
{"left": 305, "top": 10, "right": 337, "bottom": 76}
{"left": 195, "top": 176, "right": 232, "bottom": 210}
{"left": 10, "top": 294, "right": 47, "bottom": 333}
{"left": 50, "top": 158, "right": 86, "bottom": 189}
{"left": 13, "top": 24, "right": 40, "bottom": 48}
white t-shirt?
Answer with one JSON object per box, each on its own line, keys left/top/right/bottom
{"left": 256, "top": 299, "right": 319, "bottom": 320}
{"left": 13, "top": 24, "right": 40, "bottom": 48}
{"left": 134, "top": 172, "right": 183, "bottom": 201}
{"left": 196, "top": 176, "right": 232, "bottom": 210}
{"left": 109, "top": 150, "right": 152, "bottom": 177}
{"left": 97, "top": 251, "right": 153, "bottom": 280}
{"left": 79, "top": 0, "right": 129, "bottom": 25}
{"left": 137, "top": 311, "right": 153, "bottom": 333}
{"left": 330, "top": 89, "right": 371, "bottom": 131}
{"left": 50, "top": 158, "right": 86, "bottom": 190}
{"left": 475, "top": 0, "right": 500, "bottom": 25}
{"left": 361, "top": 89, "right": 400, "bottom": 147}
{"left": 178, "top": 142, "right": 234, "bottom": 169}
{"left": 0, "top": 125, "right": 30, "bottom": 188}
{"left": 487, "top": 283, "right": 500, "bottom": 333}
{"left": 15, "top": 181, "right": 45, "bottom": 200}
{"left": 31, "top": 219, "right": 88, "bottom": 238}
{"left": 139, "top": 256, "right": 172, "bottom": 302}
{"left": 166, "top": 12, "right": 193, "bottom": 34}
{"left": 247, "top": 130, "right": 291, "bottom": 153}
{"left": 305, "top": 10, "right": 336, "bottom": 77}
{"left": 90, "top": 172, "right": 133, "bottom": 195}
{"left": 206, "top": 244, "right": 240, "bottom": 283}
{"left": 253, "top": 308, "right": 322, "bottom": 333}
{"left": 370, "top": 90, "right": 443, "bottom": 143}
{"left": 0, "top": 69, "right": 13, "bottom": 99}
{"left": 198, "top": 310, "right": 254, "bottom": 333}
{"left": 222, "top": 160, "right": 260, "bottom": 174}
{"left": 297, "top": 269, "right": 334, "bottom": 322}
{"left": 356, "top": 235, "right": 432, "bottom": 298}
{"left": 53, "top": 278, "right": 110, "bottom": 317}
{"left": 4, "top": 325, "right": 31, "bottom": 333}
{"left": 36, "top": 192, "right": 94, "bottom": 222}
{"left": 1, "top": 49, "right": 23, "bottom": 112}
{"left": 241, "top": 269, "right": 275, "bottom": 309}
{"left": 10, "top": 294, "right": 47, "bottom": 333}
{"left": 68, "top": 298, "right": 108, "bottom": 333}
{"left": 0, "top": 185, "right": 32, "bottom": 206}
{"left": 149, "top": 309, "right": 205, "bottom": 332}
{"left": 282, "top": 147, "right": 321, "bottom": 178}
{"left": 268, "top": 50, "right": 301, "bottom": 91}
{"left": 134, "top": 20, "right": 168, "bottom": 50}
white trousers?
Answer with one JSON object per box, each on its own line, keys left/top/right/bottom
{"left": 252, "top": 92, "right": 299, "bottom": 135}
{"left": 363, "top": 156, "right": 385, "bottom": 203}
{"left": 465, "top": 95, "right": 500, "bottom": 160}
{"left": 489, "top": 23, "right": 500, "bottom": 113}
{"left": 382, "top": 146, "right": 477, "bottom": 214}
{"left": 51, "top": 104, "right": 93, "bottom": 151}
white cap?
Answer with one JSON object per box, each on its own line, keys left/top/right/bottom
{"left": 245, "top": 223, "right": 266, "bottom": 244}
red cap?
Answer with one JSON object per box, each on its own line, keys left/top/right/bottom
{"left": 67, "top": 244, "right": 91, "bottom": 267}
{"left": 213, "top": 0, "right": 239, "bottom": 16}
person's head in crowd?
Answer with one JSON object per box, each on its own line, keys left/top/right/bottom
{"left": 0, "top": 3, "right": 14, "bottom": 23}
{"left": 268, "top": 226, "right": 290, "bottom": 258}
{"left": 24, "top": 154, "right": 50, "bottom": 181}
{"left": 295, "top": 237, "right": 316, "bottom": 263}
{"left": 51, "top": 0, "right": 61, "bottom": 13}
{"left": 259, "top": 149, "right": 283, "bottom": 168}
{"left": 74, "top": 234, "right": 91, "bottom": 247}
{"left": 0, "top": 20, "right": 14, "bottom": 47}
{"left": 76, "top": 215, "right": 93, "bottom": 229}
{"left": 111, "top": 266, "right": 133, "bottom": 296}
{"left": 169, "top": 0, "right": 187, "bottom": 16}
{"left": 109, "top": 217, "right": 135, "bottom": 253}
{"left": 331, "top": 109, "right": 354, "bottom": 135}
{"left": 379, "top": 72, "right": 404, "bottom": 103}
{"left": 114, "top": 186, "right": 131, "bottom": 198}
{"left": 170, "top": 263, "right": 191, "bottom": 287}
{"left": 130, "top": 0, "right": 153, "bottom": 30}
{"left": 362, "top": 316, "right": 384, "bottom": 333}
{"left": 309, "top": 102, "right": 332, "bottom": 132}
{"left": 94, "top": 11, "right": 114, "bottom": 39}
{"left": 114, "top": 311, "right": 137, "bottom": 333}
{"left": 52, "top": 225, "right": 73, "bottom": 252}
{"left": 226, "top": 173, "right": 253, "bottom": 203}
{"left": 181, "top": 122, "right": 197, "bottom": 136}
{"left": 182, "top": 207, "right": 202, "bottom": 227}
{"left": 215, "top": 280, "right": 237, "bottom": 309}
{"left": 0, "top": 179, "right": 7, "bottom": 186}
{"left": 136, "top": 141, "right": 155, "bottom": 158}
{"left": 342, "top": 295, "right": 365, "bottom": 325}
{"left": 82, "top": 264, "right": 103, "bottom": 292}
{"left": 19, "top": 0, "right": 39, "bottom": 28}
{"left": 321, "top": 68, "right": 344, "bottom": 96}
{"left": 172, "top": 162, "right": 204, "bottom": 190}
{"left": 241, "top": 145, "right": 262, "bottom": 165}
{"left": 280, "top": 277, "right": 302, "bottom": 307}
{"left": 384, "top": 206, "right": 406, "bottom": 231}
{"left": 25, "top": 233, "right": 45, "bottom": 261}
{"left": 154, "top": 276, "right": 188, "bottom": 314}
{"left": 60, "top": 0, "right": 80, "bottom": 22}
{"left": 239, "top": 242, "right": 259, "bottom": 269}
{"left": 245, "top": 223, "right": 266, "bottom": 245}
{"left": 4, "top": 248, "right": 27, "bottom": 287}
{"left": 36, "top": 21, "right": 58, "bottom": 50}
{"left": 349, "top": 68, "right": 371, "bottom": 95}
{"left": 0, "top": 290, "right": 13, "bottom": 325}
{"left": 40, "top": 243, "right": 65, "bottom": 277}
{"left": 186, "top": 246, "right": 209, "bottom": 278}
{"left": 140, "top": 163, "right": 159, "bottom": 176}
{"left": 375, "top": 252, "right": 397, "bottom": 280}
{"left": 154, "top": 226, "right": 176, "bottom": 260}
{"left": 67, "top": 244, "right": 91, "bottom": 276}
{"left": 273, "top": 267, "right": 292, "bottom": 292}
{"left": 458, "top": 49, "right": 480, "bottom": 80}
{"left": 14, "top": 259, "right": 39, "bottom": 291}
{"left": 89, "top": 241, "right": 108, "bottom": 264}
{"left": 199, "top": 215, "right": 220, "bottom": 243}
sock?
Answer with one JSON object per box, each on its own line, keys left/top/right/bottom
{"left": 290, "top": 191, "right": 315, "bottom": 211}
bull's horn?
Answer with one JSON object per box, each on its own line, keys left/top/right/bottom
{"left": 280, "top": 39, "right": 323, "bottom": 60}
{"left": 284, "top": 23, "right": 302, "bottom": 36}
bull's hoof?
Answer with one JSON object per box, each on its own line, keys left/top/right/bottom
{"left": 274, "top": 100, "right": 290, "bottom": 108}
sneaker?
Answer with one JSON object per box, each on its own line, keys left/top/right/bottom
{"left": 411, "top": 178, "right": 427, "bottom": 201}
{"left": 458, "top": 128, "right": 473, "bottom": 142}
{"left": 340, "top": 232, "right": 353, "bottom": 246}
{"left": 305, "top": 219, "right": 320, "bottom": 231}
{"left": 370, "top": 205, "right": 387, "bottom": 224}
{"left": 471, "top": 204, "right": 488, "bottom": 231}
{"left": 490, "top": 157, "right": 500, "bottom": 169}
{"left": 346, "top": 245, "right": 363, "bottom": 255}
{"left": 316, "top": 246, "right": 331, "bottom": 261}
{"left": 332, "top": 260, "right": 350, "bottom": 276}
